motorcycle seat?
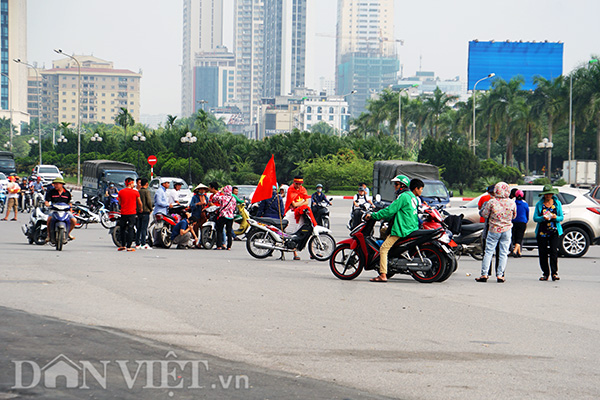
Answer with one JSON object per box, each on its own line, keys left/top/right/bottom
{"left": 406, "top": 229, "right": 440, "bottom": 238}
{"left": 460, "top": 223, "right": 485, "bottom": 235}
{"left": 255, "top": 217, "right": 288, "bottom": 229}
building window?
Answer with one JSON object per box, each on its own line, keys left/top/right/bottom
{"left": 317, "top": 115, "right": 322, "bottom": 121}
{"left": 306, "top": 106, "right": 312, "bottom": 113}
{"left": 307, "top": 115, "right": 312, "bottom": 120}
{"left": 329, "top": 115, "right": 334, "bottom": 121}
{"left": 317, "top": 107, "right": 322, "bottom": 113}
{"left": 329, "top": 107, "right": 334, "bottom": 113}
{"left": 341, "top": 107, "right": 346, "bottom": 114}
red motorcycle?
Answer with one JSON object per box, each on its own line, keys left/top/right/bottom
{"left": 329, "top": 216, "right": 456, "bottom": 283}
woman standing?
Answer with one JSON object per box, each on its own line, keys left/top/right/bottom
{"left": 533, "top": 184, "right": 563, "bottom": 281}
{"left": 511, "top": 189, "right": 529, "bottom": 257}
{"left": 476, "top": 182, "right": 516, "bottom": 283}
{"left": 213, "top": 185, "right": 236, "bottom": 250}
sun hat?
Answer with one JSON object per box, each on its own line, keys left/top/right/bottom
{"left": 391, "top": 174, "right": 410, "bottom": 187}
{"left": 194, "top": 183, "right": 208, "bottom": 191}
{"left": 539, "top": 184, "right": 558, "bottom": 196}
{"left": 52, "top": 177, "right": 66, "bottom": 184}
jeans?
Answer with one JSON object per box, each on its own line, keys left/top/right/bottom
{"left": 136, "top": 212, "right": 150, "bottom": 246}
{"left": 481, "top": 230, "right": 511, "bottom": 277}
{"left": 119, "top": 214, "right": 137, "bottom": 249}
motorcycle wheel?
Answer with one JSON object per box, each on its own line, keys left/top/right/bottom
{"left": 329, "top": 243, "right": 363, "bottom": 280}
{"left": 409, "top": 245, "right": 447, "bottom": 283}
{"left": 246, "top": 230, "right": 275, "bottom": 259}
{"left": 111, "top": 226, "right": 122, "bottom": 248}
{"left": 74, "top": 215, "right": 85, "bottom": 229}
{"left": 470, "top": 249, "right": 484, "bottom": 261}
{"left": 200, "top": 226, "right": 216, "bottom": 250}
{"left": 308, "top": 233, "right": 336, "bottom": 261}
{"left": 436, "top": 252, "right": 457, "bottom": 283}
{"left": 160, "top": 224, "right": 172, "bottom": 248}
{"left": 56, "top": 227, "right": 65, "bottom": 251}
{"left": 100, "top": 212, "right": 115, "bottom": 229}
{"left": 33, "top": 227, "right": 46, "bottom": 245}
{"left": 0, "top": 201, "right": 4, "bottom": 213}
{"left": 322, "top": 217, "right": 330, "bottom": 230}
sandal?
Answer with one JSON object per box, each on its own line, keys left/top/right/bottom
{"left": 370, "top": 276, "right": 387, "bottom": 283}
{"left": 293, "top": 256, "right": 301, "bottom": 260}
{"left": 0, "top": 218, "right": 7, "bottom": 221}
{"left": 552, "top": 274, "right": 560, "bottom": 281}
{"left": 475, "top": 276, "right": 488, "bottom": 282}
{"left": 497, "top": 277, "right": 505, "bottom": 283}
{"left": 539, "top": 276, "right": 549, "bottom": 281}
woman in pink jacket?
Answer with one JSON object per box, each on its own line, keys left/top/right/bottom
{"left": 476, "top": 182, "right": 517, "bottom": 283}
{"left": 213, "top": 185, "right": 236, "bottom": 250}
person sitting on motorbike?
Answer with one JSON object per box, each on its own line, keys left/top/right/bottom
{"left": 44, "top": 177, "right": 78, "bottom": 241}
{"left": 284, "top": 176, "right": 315, "bottom": 260}
{"left": 105, "top": 182, "right": 119, "bottom": 209}
{"left": 311, "top": 184, "right": 331, "bottom": 226}
{"left": 152, "top": 180, "right": 171, "bottom": 218}
{"left": 351, "top": 186, "right": 373, "bottom": 229}
{"left": 365, "top": 178, "right": 424, "bottom": 283}
{"left": 32, "top": 176, "right": 44, "bottom": 193}
{"left": 391, "top": 174, "right": 410, "bottom": 198}
{"left": 257, "top": 185, "right": 284, "bottom": 219}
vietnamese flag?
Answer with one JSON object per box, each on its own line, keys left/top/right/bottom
{"left": 251, "top": 155, "right": 277, "bottom": 203}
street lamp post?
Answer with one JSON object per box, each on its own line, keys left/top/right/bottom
{"left": 90, "top": 132, "right": 102, "bottom": 153}
{"left": 196, "top": 100, "right": 208, "bottom": 112}
{"left": 13, "top": 59, "right": 42, "bottom": 164}
{"left": 0, "top": 72, "right": 13, "bottom": 150}
{"left": 472, "top": 73, "right": 495, "bottom": 155}
{"left": 56, "top": 134, "right": 68, "bottom": 145}
{"left": 180, "top": 131, "right": 197, "bottom": 184}
{"left": 132, "top": 132, "right": 146, "bottom": 171}
{"left": 54, "top": 49, "right": 82, "bottom": 186}
{"left": 538, "top": 138, "right": 554, "bottom": 179}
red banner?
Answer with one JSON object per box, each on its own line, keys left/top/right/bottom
{"left": 251, "top": 155, "right": 277, "bottom": 204}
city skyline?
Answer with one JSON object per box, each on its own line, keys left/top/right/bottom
{"left": 27, "top": 0, "right": 600, "bottom": 117}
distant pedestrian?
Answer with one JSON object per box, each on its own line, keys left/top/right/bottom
{"left": 117, "top": 177, "right": 142, "bottom": 252}
{"left": 136, "top": 178, "right": 153, "bottom": 249}
{"left": 533, "top": 184, "right": 563, "bottom": 281}
{"left": 212, "top": 185, "right": 236, "bottom": 250}
{"left": 476, "top": 182, "right": 516, "bottom": 283}
{"left": 2, "top": 176, "right": 20, "bottom": 221}
{"left": 510, "top": 189, "right": 528, "bottom": 257}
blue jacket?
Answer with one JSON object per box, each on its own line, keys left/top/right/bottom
{"left": 189, "top": 193, "right": 207, "bottom": 218}
{"left": 513, "top": 199, "right": 529, "bottom": 224}
{"left": 311, "top": 191, "right": 330, "bottom": 206}
{"left": 533, "top": 195, "right": 563, "bottom": 236}
{"left": 153, "top": 185, "right": 170, "bottom": 215}
{"left": 257, "top": 192, "right": 284, "bottom": 218}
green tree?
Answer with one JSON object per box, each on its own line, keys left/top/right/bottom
{"left": 115, "top": 107, "right": 135, "bottom": 136}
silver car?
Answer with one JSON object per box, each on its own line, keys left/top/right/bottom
{"left": 148, "top": 177, "right": 193, "bottom": 206}
{"left": 446, "top": 185, "right": 600, "bottom": 257}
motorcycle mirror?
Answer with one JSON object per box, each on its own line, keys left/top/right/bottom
{"left": 375, "top": 194, "right": 381, "bottom": 202}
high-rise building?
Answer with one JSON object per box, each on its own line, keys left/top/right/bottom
{"left": 263, "top": 0, "right": 307, "bottom": 98}
{"left": 335, "top": 0, "right": 399, "bottom": 118}
{"left": 193, "top": 46, "right": 236, "bottom": 113}
{"left": 234, "top": 0, "right": 264, "bottom": 137}
{"left": 31, "top": 55, "right": 142, "bottom": 125}
{"left": 0, "top": 0, "right": 30, "bottom": 134}
{"left": 181, "top": 0, "right": 224, "bottom": 117}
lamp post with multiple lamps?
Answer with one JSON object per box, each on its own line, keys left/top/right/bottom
{"left": 54, "top": 49, "right": 82, "bottom": 186}
{"left": 56, "top": 134, "right": 67, "bottom": 145}
{"left": 180, "top": 131, "right": 197, "bottom": 184}
{"left": 0, "top": 72, "right": 13, "bottom": 150}
{"left": 472, "top": 73, "right": 495, "bottom": 155}
{"left": 538, "top": 138, "right": 554, "bottom": 179}
{"left": 132, "top": 132, "right": 146, "bottom": 170}
{"left": 13, "top": 59, "right": 42, "bottom": 164}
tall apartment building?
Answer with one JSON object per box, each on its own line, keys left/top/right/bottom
{"left": 234, "top": 0, "right": 264, "bottom": 136}
{"left": 193, "top": 46, "right": 236, "bottom": 112}
{"left": 263, "top": 0, "right": 307, "bottom": 98}
{"left": 31, "top": 55, "right": 141, "bottom": 125}
{"left": 0, "top": 0, "right": 29, "bottom": 133}
{"left": 335, "top": 0, "right": 399, "bottom": 118}
{"left": 181, "top": 0, "right": 224, "bottom": 117}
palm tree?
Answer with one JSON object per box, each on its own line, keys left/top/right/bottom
{"left": 165, "top": 114, "right": 177, "bottom": 131}
{"left": 530, "top": 76, "right": 568, "bottom": 178}
{"left": 115, "top": 107, "right": 134, "bottom": 136}
{"left": 404, "top": 98, "right": 428, "bottom": 150}
{"left": 424, "top": 87, "right": 457, "bottom": 139}
{"left": 573, "top": 60, "right": 600, "bottom": 181}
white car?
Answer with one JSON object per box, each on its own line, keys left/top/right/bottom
{"left": 32, "top": 165, "right": 63, "bottom": 185}
{"left": 149, "top": 177, "right": 193, "bottom": 206}
{"left": 0, "top": 172, "right": 8, "bottom": 190}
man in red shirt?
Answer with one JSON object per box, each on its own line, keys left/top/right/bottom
{"left": 118, "top": 177, "right": 142, "bottom": 251}
{"left": 477, "top": 185, "right": 495, "bottom": 223}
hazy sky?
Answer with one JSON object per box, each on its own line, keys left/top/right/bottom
{"left": 28, "top": 0, "right": 600, "bottom": 116}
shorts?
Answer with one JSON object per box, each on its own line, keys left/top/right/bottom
{"left": 6, "top": 198, "right": 18, "bottom": 212}
{"left": 512, "top": 222, "right": 527, "bottom": 246}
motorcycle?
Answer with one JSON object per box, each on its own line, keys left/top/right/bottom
{"left": 233, "top": 202, "right": 251, "bottom": 238}
{"left": 347, "top": 202, "right": 373, "bottom": 230}
{"left": 329, "top": 215, "right": 456, "bottom": 283}
{"left": 108, "top": 193, "right": 120, "bottom": 211}
{"left": 71, "top": 202, "right": 101, "bottom": 229}
{"left": 87, "top": 195, "right": 115, "bottom": 229}
{"left": 245, "top": 207, "right": 336, "bottom": 261}
{"left": 21, "top": 205, "right": 49, "bottom": 245}
{"left": 21, "top": 191, "right": 34, "bottom": 213}
{"left": 200, "top": 205, "right": 220, "bottom": 249}
{"left": 33, "top": 190, "right": 45, "bottom": 208}
{"left": 312, "top": 198, "right": 333, "bottom": 229}
{"left": 145, "top": 204, "right": 188, "bottom": 249}
{"left": 48, "top": 203, "right": 72, "bottom": 251}
{"left": 0, "top": 189, "right": 6, "bottom": 213}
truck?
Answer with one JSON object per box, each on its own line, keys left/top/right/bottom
{"left": 562, "top": 160, "right": 597, "bottom": 187}
{"left": 82, "top": 160, "right": 138, "bottom": 198}
{"left": 0, "top": 151, "right": 16, "bottom": 176}
{"left": 373, "top": 160, "right": 452, "bottom": 207}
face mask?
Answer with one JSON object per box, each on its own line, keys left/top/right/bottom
{"left": 317, "top": 188, "right": 322, "bottom": 192}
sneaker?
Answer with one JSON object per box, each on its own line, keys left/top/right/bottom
{"left": 117, "top": 247, "right": 126, "bottom": 251}
{"left": 127, "top": 248, "right": 136, "bottom": 252}
{"left": 143, "top": 244, "right": 152, "bottom": 250}
{"left": 176, "top": 244, "right": 186, "bottom": 249}
{"left": 135, "top": 245, "right": 141, "bottom": 249}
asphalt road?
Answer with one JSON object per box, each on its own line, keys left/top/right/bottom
{"left": 0, "top": 197, "right": 599, "bottom": 399}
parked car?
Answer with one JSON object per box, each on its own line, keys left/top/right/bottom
{"left": 445, "top": 185, "right": 600, "bottom": 257}
{"left": 0, "top": 172, "right": 8, "bottom": 189}
{"left": 148, "top": 177, "right": 193, "bottom": 206}
{"left": 32, "top": 164, "right": 64, "bottom": 185}
{"left": 588, "top": 186, "right": 600, "bottom": 202}
{"left": 235, "top": 185, "right": 257, "bottom": 201}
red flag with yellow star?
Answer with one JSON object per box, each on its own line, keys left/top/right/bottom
{"left": 251, "top": 155, "right": 277, "bottom": 204}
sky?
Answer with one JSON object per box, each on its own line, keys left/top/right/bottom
{"left": 28, "top": 0, "right": 600, "bottom": 117}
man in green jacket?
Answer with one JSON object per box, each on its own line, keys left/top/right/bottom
{"left": 366, "top": 178, "right": 424, "bottom": 282}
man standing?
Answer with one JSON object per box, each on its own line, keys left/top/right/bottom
{"left": 136, "top": 178, "right": 153, "bottom": 249}
{"left": 2, "top": 176, "right": 20, "bottom": 221}
{"left": 117, "top": 177, "right": 142, "bottom": 252}
{"left": 168, "top": 181, "right": 183, "bottom": 206}
{"left": 366, "top": 179, "right": 424, "bottom": 282}
{"left": 44, "top": 177, "right": 78, "bottom": 241}
{"left": 171, "top": 212, "right": 198, "bottom": 249}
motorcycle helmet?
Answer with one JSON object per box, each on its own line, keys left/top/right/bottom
{"left": 316, "top": 184, "right": 323, "bottom": 188}
{"left": 391, "top": 174, "right": 410, "bottom": 187}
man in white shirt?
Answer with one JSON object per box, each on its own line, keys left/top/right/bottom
{"left": 351, "top": 186, "right": 373, "bottom": 228}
